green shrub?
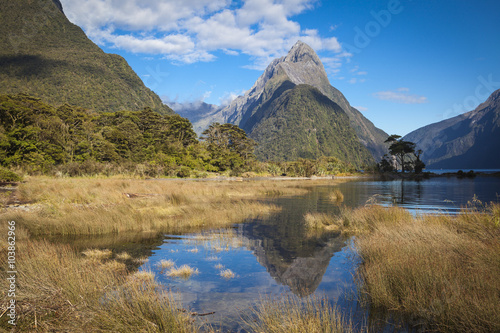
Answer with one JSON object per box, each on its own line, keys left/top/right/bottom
{"left": 0, "top": 167, "right": 23, "bottom": 182}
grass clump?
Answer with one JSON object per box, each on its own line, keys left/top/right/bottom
{"left": 0, "top": 239, "right": 195, "bottom": 332}
{"left": 158, "top": 259, "right": 175, "bottom": 270}
{"left": 116, "top": 251, "right": 132, "bottom": 260}
{"left": 355, "top": 203, "right": 500, "bottom": 332}
{"left": 329, "top": 189, "right": 344, "bottom": 203}
{"left": 82, "top": 248, "right": 112, "bottom": 260}
{"left": 245, "top": 295, "right": 356, "bottom": 333}
{"left": 219, "top": 269, "right": 235, "bottom": 279}
{"left": 303, "top": 212, "right": 338, "bottom": 232}
{"left": 166, "top": 265, "right": 199, "bottom": 280}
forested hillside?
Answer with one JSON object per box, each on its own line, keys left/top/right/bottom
{"left": 0, "top": 94, "right": 361, "bottom": 178}
{"left": 0, "top": 0, "right": 170, "bottom": 114}
{"left": 248, "top": 83, "right": 374, "bottom": 165}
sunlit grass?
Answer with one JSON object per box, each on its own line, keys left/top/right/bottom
{"left": 219, "top": 269, "right": 235, "bottom": 279}
{"left": 0, "top": 239, "right": 195, "bottom": 332}
{"left": 354, "top": 202, "right": 500, "bottom": 332}
{"left": 82, "top": 248, "right": 112, "bottom": 260}
{"left": 166, "top": 265, "right": 199, "bottom": 280}
{"left": 5, "top": 177, "right": 313, "bottom": 236}
{"left": 245, "top": 295, "right": 356, "bottom": 333}
{"left": 158, "top": 259, "right": 175, "bottom": 270}
{"left": 115, "top": 251, "right": 132, "bottom": 260}
{"left": 131, "top": 270, "right": 156, "bottom": 283}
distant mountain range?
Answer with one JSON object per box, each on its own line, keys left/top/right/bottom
{"left": 178, "top": 41, "right": 387, "bottom": 164}
{"left": 404, "top": 89, "right": 500, "bottom": 169}
{"left": 0, "top": 0, "right": 171, "bottom": 114}
{"left": 3, "top": 0, "right": 499, "bottom": 169}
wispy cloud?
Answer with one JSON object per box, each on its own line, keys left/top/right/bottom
{"left": 354, "top": 106, "right": 368, "bottom": 111}
{"left": 61, "top": 0, "right": 344, "bottom": 69}
{"left": 373, "top": 88, "right": 428, "bottom": 104}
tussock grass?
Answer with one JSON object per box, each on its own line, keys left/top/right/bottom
{"left": 131, "top": 270, "right": 156, "bottom": 282}
{"left": 0, "top": 239, "right": 195, "bottom": 332}
{"left": 304, "top": 212, "right": 337, "bottom": 231}
{"left": 304, "top": 205, "right": 412, "bottom": 235}
{"left": 5, "top": 177, "right": 307, "bottom": 235}
{"left": 329, "top": 189, "right": 344, "bottom": 203}
{"left": 219, "top": 269, "right": 235, "bottom": 279}
{"left": 158, "top": 259, "right": 175, "bottom": 270}
{"left": 115, "top": 251, "right": 132, "bottom": 260}
{"left": 82, "top": 248, "right": 112, "bottom": 260}
{"left": 166, "top": 265, "right": 199, "bottom": 279}
{"left": 354, "top": 203, "right": 500, "bottom": 332}
{"left": 245, "top": 295, "right": 356, "bottom": 333}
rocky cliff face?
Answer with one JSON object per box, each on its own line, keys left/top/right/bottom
{"left": 404, "top": 89, "right": 500, "bottom": 169}
{"left": 194, "top": 41, "right": 387, "bottom": 161}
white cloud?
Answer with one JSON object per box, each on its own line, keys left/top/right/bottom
{"left": 354, "top": 106, "right": 368, "bottom": 111}
{"left": 373, "top": 88, "right": 428, "bottom": 104}
{"left": 219, "top": 90, "right": 246, "bottom": 106}
{"left": 60, "top": 0, "right": 344, "bottom": 69}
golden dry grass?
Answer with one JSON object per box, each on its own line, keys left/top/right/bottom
{"left": 82, "top": 248, "right": 112, "bottom": 260}
{"left": 245, "top": 295, "right": 357, "bottom": 333}
{"left": 158, "top": 259, "right": 175, "bottom": 270}
{"left": 0, "top": 239, "right": 195, "bottom": 332}
{"left": 3, "top": 177, "right": 319, "bottom": 236}
{"left": 329, "top": 189, "right": 344, "bottom": 203}
{"left": 115, "top": 251, "right": 132, "bottom": 260}
{"left": 219, "top": 269, "right": 235, "bottom": 279}
{"left": 353, "top": 203, "right": 500, "bottom": 333}
{"left": 303, "top": 205, "right": 412, "bottom": 235}
{"left": 166, "top": 265, "right": 199, "bottom": 280}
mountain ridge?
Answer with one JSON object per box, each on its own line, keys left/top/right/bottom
{"left": 0, "top": 0, "right": 171, "bottom": 114}
{"left": 186, "top": 41, "right": 387, "bottom": 162}
{"left": 404, "top": 89, "right": 500, "bottom": 169}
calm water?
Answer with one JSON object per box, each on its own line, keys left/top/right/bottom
{"left": 139, "top": 176, "right": 500, "bottom": 331}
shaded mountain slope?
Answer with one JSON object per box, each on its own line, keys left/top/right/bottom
{"left": 0, "top": 0, "right": 171, "bottom": 114}
{"left": 247, "top": 82, "right": 374, "bottom": 164}
{"left": 404, "top": 89, "right": 500, "bottom": 169}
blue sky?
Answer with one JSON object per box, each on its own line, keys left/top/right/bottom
{"left": 60, "top": 0, "right": 500, "bottom": 136}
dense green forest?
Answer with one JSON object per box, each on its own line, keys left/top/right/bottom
{"left": 0, "top": 94, "right": 360, "bottom": 179}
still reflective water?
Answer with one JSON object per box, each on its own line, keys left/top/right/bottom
{"left": 141, "top": 176, "right": 499, "bottom": 331}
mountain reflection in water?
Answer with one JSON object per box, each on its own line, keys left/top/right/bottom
{"left": 237, "top": 188, "right": 348, "bottom": 296}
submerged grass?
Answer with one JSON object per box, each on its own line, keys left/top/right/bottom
{"left": 329, "top": 189, "right": 344, "bottom": 203}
